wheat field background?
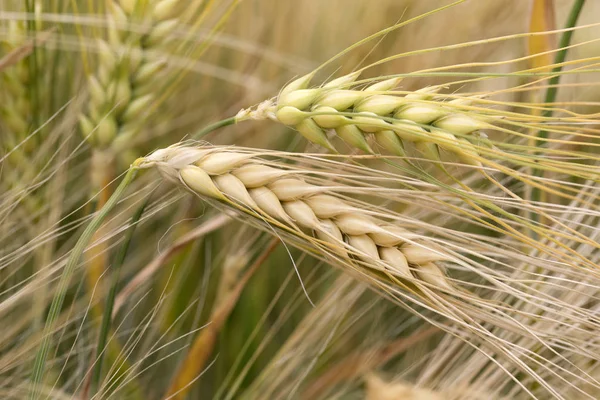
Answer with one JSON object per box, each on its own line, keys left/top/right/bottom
{"left": 1, "top": 1, "right": 600, "bottom": 399}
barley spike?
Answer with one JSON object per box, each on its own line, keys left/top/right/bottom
{"left": 141, "top": 145, "right": 456, "bottom": 291}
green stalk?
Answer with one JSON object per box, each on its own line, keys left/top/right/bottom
{"left": 192, "top": 116, "right": 237, "bottom": 140}
{"left": 90, "top": 196, "right": 150, "bottom": 396}
{"left": 531, "top": 0, "right": 586, "bottom": 221}
{"left": 537, "top": 0, "right": 586, "bottom": 144}
{"left": 30, "top": 164, "right": 140, "bottom": 400}
{"left": 25, "top": 0, "right": 40, "bottom": 131}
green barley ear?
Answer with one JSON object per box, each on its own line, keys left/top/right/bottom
{"left": 79, "top": 0, "right": 188, "bottom": 191}
{"left": 1, "top": 2, "right": 45, "bottom": 194}
{"left": 240, "top": 70, "right": 492, "bottom": 166}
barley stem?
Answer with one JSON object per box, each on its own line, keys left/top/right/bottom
{"left": 192, "top": 116, "right": 238, "bottom": 140}
{"left": 30, "top": 161, "right": 141, "bottom": 400}
{"left": 539, "top": 0, "right": 586, "bottom": 138}
{"left": 531, "top": 0, "right": 586, "bottom": 226}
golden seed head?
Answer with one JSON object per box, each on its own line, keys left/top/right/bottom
{"left": 180, "top": 165, "right": 225, "bottom": 200}
{"left": 379, "top": 247, "right": 412, "bottom": 279}
{"left": 402, "top": 243, "right": 450, "bottom": 264}
{"left": 232, "top": 164, "right": 290, "bottom": 188}
{"left": 214, "top": 173, "right": 258, "bottom": 209}
{"left": 282, "top": 200, "right": 320, "bottom": 230}
{"left": 269, "top": 178, "right": 321, "bottom": 201}
{"left": 249, "top": 186, "right": 292, "bottom": 224}
{"left": 196, "top": 152, "right": 255, "bottom": 175}
{"left": 145, "top": 146, "right": 456, "bottom": 291}
{"left": 305, "top": 194, "right": 354, "bottom": 219}
{"left": 335, "top": 213, "right": 381, "bottom": 236}
{"left": 347, "top": 234, "right": 379, "bottom": 263}
{"left": 315, "top": 219, "right": 346, "bottom": 257}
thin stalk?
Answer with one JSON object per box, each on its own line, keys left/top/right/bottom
{"left": 531, "top": 0, "right": 586, "bottom": 221}
{"left": 30, "top": 163, "right": 140, "bottom": 400}
{"left": 538, "top": 0, "right": 586, "bottom": 143}
{"left": 192, "top": 116, "right": 237, "bottom": 140}
{"left": 25, "top": 0, "right": 40, "bottom": 131}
